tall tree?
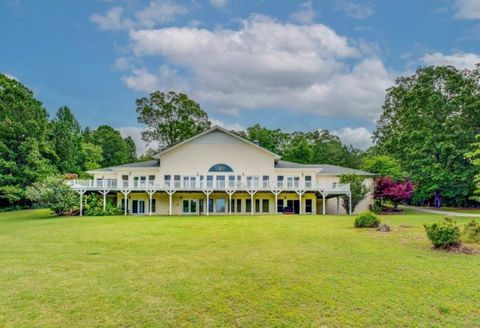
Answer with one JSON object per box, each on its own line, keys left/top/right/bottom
{"left": 0, "top": 74, "right": 57, "bottom": 207}
{"left": 465, "top": 135, "right": 480, "bottom": 202}
{"left": 52, "top": 106, "right": 83, "bottom": 173}
{"left": 136, "top": 91, "right": 211, "bottom": 151}
{"left": 88, "top": 125, "right": 131, "bottom": 167}
{"left": 361, "top": 155, "right": 403, "bottom": 180}
{"left": 339, "top": 174, "right": 369, "bottom": 213}
{"left": 124, "top": 136, "right": 137, "bottom": 162}
{"left": 246, "top": 124, "right": 286, "bottom": 154}
{"left": 374, "top": 65, "right": 480, "bottom": 207}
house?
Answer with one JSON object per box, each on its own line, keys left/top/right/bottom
{"left": 68, "top": 126, "right": 375, "bottom": 216}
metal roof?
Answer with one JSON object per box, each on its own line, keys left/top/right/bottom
{"left": 88, "top": 160, "right": 160, "bottom": 173}
{"left": 274, "top": 160, "right": 376, "bottom": 176}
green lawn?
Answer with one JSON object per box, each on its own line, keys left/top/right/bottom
{"left": 1, "top": 210, "right": 479, "bottom": 327}
{"left": 438, "top": 207, "right": 480, "bottom": 214}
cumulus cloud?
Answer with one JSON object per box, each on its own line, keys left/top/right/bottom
{"left": 454, "top": 0, "right": 480, "bottom": 19}
{"left": 209, "top": 0, "right": 227, "bottom": 8}
{"left": 121, "top": 65, "right": 188, "bottom": 93}
{"left": 289, "top": 1, "right": 316, "bottom": 24}
{"left": 335, "top": 0, "right": 374, "bottom": 19}
{"left": 90, "top": 1, "right": 188, "bottom": 31}
{"left": 332, "top": 127, "right": 373, "bottom": 149}
{"left": 421, "top": 52, "right": 480, "bottom": 70}
{"left": 125, "top": 15, "right": 391, "bottom": 121}
{"left": 90, "top": 7, "right": 133, "bottom": 31}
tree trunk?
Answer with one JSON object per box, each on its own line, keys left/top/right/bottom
{"left": 434, "top": 191, "right": 441, "bottom": 208}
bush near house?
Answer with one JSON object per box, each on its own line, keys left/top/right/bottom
{"left": 424, "top": 218, "right": 461, "bottom": 249}
{"left": 84, "top": 195, "right": 122, "bottom": 216}
{"left": 354, "top": 212, "right": 380, "bottom": 228}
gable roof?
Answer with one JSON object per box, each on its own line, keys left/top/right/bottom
{"left": 153, "top": 125, "right": 281, "bottom": 159}
{"left": 87, "top": 160, "right": 160, "bottom": 173}
{"left": 274, "top": 160, "right": 376, "bottom": 176}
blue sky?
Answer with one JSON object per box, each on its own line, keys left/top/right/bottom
{"left": 1, "top": 0, "right": 480, "bottom": 153}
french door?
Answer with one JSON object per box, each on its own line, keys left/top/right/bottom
{"left": 182, "top": 199, "right": 198, "bottom": 214}
{"left": 132, "top": 200, "right": 145, "bottom": 214}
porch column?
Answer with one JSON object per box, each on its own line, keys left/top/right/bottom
{"left": 99, "top": 190, "right": 109, "bottom": 212}
{"left": 247, "top": 190, "right": 257, "bottom": 215}
{"left": 166, "top": 190, "right": 175, "bottom": 216}
{"left": 322, "top": 193, "right": 326, "bottom": 215}
{"left": 121, "top": 190, "right": 131, "bottom": 216}
{"left": 295, "top": 190, "right": 305, "bottom": 215}
{"left": 336, "top": 196, "right": 339, "bottom": 215}
{"left": 203, "top": 190, "right": 212, "bottom": 216}
{"left": 77, "top": 190, "right": 86, "bottom": 216}
{"left": 272, "top": 190, "right": 280, "bottom": 214}
{"left": 349, "top": 192, "right": 352, "bottom": 215}
{"left": 147, "top": 190, "right": 156, "bottom": 216}
{"left": 226, "top": 190, "right": 235, "bottom": 215}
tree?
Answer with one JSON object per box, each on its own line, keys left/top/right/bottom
{"left": 26, "top": 176, "right": 78, "bottom": 215}
{"left": 88, "top": 125, "right": 131, "bottom": 167}
{"left": 374, "top": 65, "right": 480, "bottom": 207}
{"left": 81, "top": 142, "right": 104, "bottom": 170}
{"left": 339, "top": 174, "right": 369, "bottom": 213}
{"left": 465, "top": 134, "right": 480, "bottom": 201}
{"left": 52, "top": 106, "right": 83, "bottom": 173}
{"left": 361, "top": 155, "right": 403, "bottom": 180}
{"left": 282, "top": 133, "right": 313, "bottom": 163}
{"left": 245, "top": 124, "right": 286, "bottom": 154}
{"left": 124, "top": 136, "right": 137, "bottom": 163}
{"left": 374, "top": 176, "right": 414, "bottom": 208}
{"left": 136, "top": 91, "right": 211, "bottom": 151}
{"left": 0, "top": 73, "right": 57, "bottom": 208}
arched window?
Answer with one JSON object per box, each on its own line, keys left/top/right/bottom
{"left": 208, "top": 164, "right": 233, "bottom": 172}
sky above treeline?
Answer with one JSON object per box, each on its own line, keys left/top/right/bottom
{"left": 1, "top": 0, "right": 479, "bottom": 153}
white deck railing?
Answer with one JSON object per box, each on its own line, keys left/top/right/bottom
{"left": 66, "top": 179, "right": 350, "bottom": 193}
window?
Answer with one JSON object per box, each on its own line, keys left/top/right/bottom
{"left": 255, "top": 199, "right": 260, "bottom": 213}
{"left": 148, "top": 175, "right": 156, "bottom": 187}
{"left": 262, "top": 199, "right": 269, "bottom": 213}
{"left": 174, "top": 175, "right": 181, "bottom": 188}
{"left": 305, "top": 199, "right": 312, "bottom": 213}
{"left": 246, "top": 199, "right": 252, "bottom": 212}
{"left": 151, "top": 199, "right": 156, "bottom": 213}
{"left": 207, "top": 175, "right": 213, "bottom": 188}
{"left": 216, "top": 199, "right": 226, "bottom": 213}
{"left": 122, "top": 175, "right": 129, "bottom": 188}
{"left": 277, "top": 176, "right": 284, "bottom": 188}
{"left": 208, "top": 199, "right": 214, "bottom": 213}
{"left": 164, "top": 175, "right": 171, "bottom": 187}
{"left": 208, "top": 164, "right": 233, "bottom": 172}
{"left": 199, "top": 199, "right": 204, "bottom": 213}
{"left": 262, "top": 176, "right": 269, "bottom": 188}
{"left": 236, "top": 199, "right": 242, "bottom": 213}
{"left": 228, "top": 175, "right": 235, "bottom": 188}
{"left": 277, "top": 199, "right": 284, "bottom": 213}
{"left": 216, "top": 175, "right": 225, "bottom": 188}
{"left": 305, "top": 176, "right": 312, "bottom": 188}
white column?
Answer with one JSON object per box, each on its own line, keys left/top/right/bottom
{"left": 322, "top": 193, "right": 326, "bottom": 215}
{"left": 275, "top": 193, "right": 278, "bottom": 214}
{"left": 229, "top": 193, "right": 232, "bottom": 215}
{"left": 79, "top": 192, "right": 84, "bottom": 216}
{"left": 349, "top": 193, "right": 352, "bottom": 215}
{"left": 299, "top": 193, "right": 302, "bottom": 215}
{"left": 103, "top": 191, "right": 107, "bottom": 212}
{"left": 169, "top": 192, "right": 173, "bottom": 216}
{"left": 206, "top": 193, "right": 209, "bottom": 216}
{"left": 124, "top": 193, "right": 128, "bottom": 216}
{"left": 251, "top": 193, "right": 254, "bottom": 215}
{"left": 149, "top": 192, "right": 153, "bottom": 216}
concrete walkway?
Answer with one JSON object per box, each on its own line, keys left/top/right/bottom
{"left": 402, "top": 205, "right": 480, "bottom": 217}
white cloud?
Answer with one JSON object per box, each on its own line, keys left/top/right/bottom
{"left": 121, "top": 68, "right": 159, "bottom": 92}
{"left": 126, "top": 15, "right": 391, "bottom": 121}
{"left": 90, "top": 7, "right": 133, "bottom": 31}
{"left": 118, "top": 127, "right": 149, "bottom": 155}
{"left": 90, "top": 1, "right": 188, "bottom": 31}
{"left": 113, "top": 57, "right": 131, "bottom": 71}
{"left": 135, "top": 0, "right": 188, "bottom": 28}
{"left": 209, "top": 0, "right": 227, "bottom": 9}
{"left": 332, "top": 127, "right": 373, "bottom": 149}
{"left": 421, "top": 52, "right": 480, "bottom": 70}
{"left": 454, "top": 0, "right": 480, "bottom": 19}
{"left": 289, "top": 1, "right": 316, "bottom": 24}
{"left": 335, "top": 0, "right": 374, "bottom": 19}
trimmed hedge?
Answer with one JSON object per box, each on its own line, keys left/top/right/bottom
{"left": 354, "top": 213, "right": 380, "bottom": 228}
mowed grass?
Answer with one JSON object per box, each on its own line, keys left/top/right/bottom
{"left": 1, "top": 210, "right": 479, "bottom": 327}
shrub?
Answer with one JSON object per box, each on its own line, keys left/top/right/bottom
{"left": 369, "top": 200, "right": 383, "bottom": 214}
{"left": 26, "top": 176, "right": 78, "bottom": 216}
{"left": 84, "top": 195, "right": 122, "bottom": 216}
{"left": 354, "top": 212, "right": 380, "bottom": 228}
{"left": 424, "top": 218, "right": 461, "bottom": 249}
{"left": 462, "top": 220, "right": 480, "bottom": 243}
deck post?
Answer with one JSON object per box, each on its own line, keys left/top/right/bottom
{"left": 99, "top": 190, "right": 109, "bottom": 212}
{"left": 146, "top": 190, "right": 156, "bottom": 216}
{"left": 295, "top": 190, "right": 306, "bottom": 215}
{"left": 349, "top": 192, "right": 352, "bottom": 215}
{"left": 271, "top": 190, "right": 280, "bottom": 214}
{"left": 202, "top": 190, "right": 212, "bottom": 216}
{"left": 166, "top": 190, "right": 175, "bottom": 216}
{"left": 336, "top": 196, "right": 339, "bottom": 215}
{"left": 76, "top": 189, "right": 86, "bottom": 217}
{"left": 322, "top": 193, "right": 326, "bottom": 215}
{"left": 247, "top": 190, "right": 257, "bottom": 215}
{"left": 121, "top": 190, "right": 131, "bottom": 216}
{"left": 226, "top": 190, "right": 235, "bottom": 215}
